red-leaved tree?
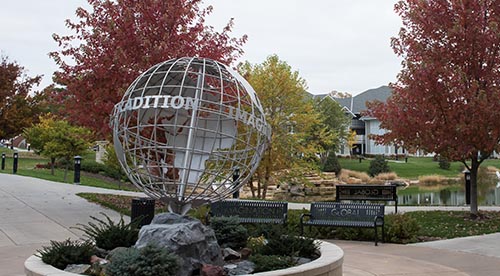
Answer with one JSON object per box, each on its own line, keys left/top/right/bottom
{"left": 50, "top": 0, "right": 247, "bottom": 137}
{"left": 0, "top": 55, "right": 43, "bottom": 140}
{"left": 367, "top": 0, "right": 500, "bottom": 217}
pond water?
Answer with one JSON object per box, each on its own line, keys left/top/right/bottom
{"left": 396, "top": 173, "right": 500, "bottom": 206}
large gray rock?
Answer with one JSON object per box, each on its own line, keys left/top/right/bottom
{"left": 136, "top": 212, "right": 222, "bottom": 276}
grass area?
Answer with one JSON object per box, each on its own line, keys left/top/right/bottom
{"left": 407, "top": 211, "right": 500, "bottom": 239}
{"left": 0, "top": 151, "right": 134, "bottom": 191}
{"left": 17, "top": 169, "right": 132, "bottom": 190}
{"left": 78, "top": 193, "right": 500, "bottom": 242}
{"left": 78, "top": 193, "right": 138, "bottom": 215}
{"left": 77, "top": 193, "right": 168, "bottom": 216}
{"left": 339, "top": 156, "right": 500, "bottom": 179}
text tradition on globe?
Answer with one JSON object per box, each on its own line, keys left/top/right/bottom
{"left": 115, "top": 94, "right": 272, "bottom": 139}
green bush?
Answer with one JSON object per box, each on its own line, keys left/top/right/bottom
{"left": 81, "top": 159, "right": 124, "bottom": 180}
{"left": 249, "top": 254, "right": 296, "bottom": 273}
{"left": 335, "top": 227, "right": 380, "bottom": 241}
{"left": 261, "top": 234, "right": 320, "bottom": 258}
{"left": 103, "top": 145, "right": 127, "bottom": 180}
{"left": 81, "top": 160, "right": 105, "bottom": 174}
{"left": 368, "top": 155, "right": 391, "bottom": 176}
{"left": 73, "top": 212, "right": 139, "bottom": 251}
{"left": 385, "top": 213, "right": 420, "bottom": 243}
{"left": 106, "top": 244, "right": 179, "bottom": 276}
{"left": 322, "top": 153, "right": 342, "bottom": 176}
{"left": 36, "top": 239, "right": 95, "bottom": 270}
{"left": 438, "top": 156, "right": 451, "bottom": 170}
{"left": 210, "top": 216, "right": 248, "bottom": 249}
{"left": 187, "top": 204, "right": 210, "bottom": 224}
{"left": 246, "top": 235, "right": 267, "bottom": 255}
{"left": 244, "top": 223, "right": 289, "bottom": 239}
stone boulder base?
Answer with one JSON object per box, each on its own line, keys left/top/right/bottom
{"left": 135, "top": 213, "right": 223, "bottom": 276}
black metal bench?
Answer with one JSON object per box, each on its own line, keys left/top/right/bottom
{"left": 300, "top": 202, "right": 385, "bottom": 245}
{"left": 208, "top": 200, "right": 288, "bottom": 225}
{"left": 336, "top": 184, "right": 398, "bottom": 213}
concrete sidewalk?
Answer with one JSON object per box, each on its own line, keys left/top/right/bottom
{"left": 338, "top": 239, "right": 500, "bottom": 276}
{"left": 0, "top": 173, "right": 144, "bottom": 276}
{"left": 2, "top": 173, "right": 500, "bottom": 276}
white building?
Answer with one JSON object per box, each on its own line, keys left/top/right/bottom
{"left": 316, "top": 86, "right": 404, "bottom": 156}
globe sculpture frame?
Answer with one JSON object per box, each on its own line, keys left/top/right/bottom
{"left": 111, "top": 57, "right": 270, "bottom": 214}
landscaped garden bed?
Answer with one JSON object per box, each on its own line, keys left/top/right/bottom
{"left": 26, "top": 207, "right": 344, "bottom": 275}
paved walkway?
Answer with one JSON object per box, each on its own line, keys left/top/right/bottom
{"left": 2, "top": 173, "right": 500, "bottom": 276}
{"left": 0, "top": 173, "right": 144, "bottom": 276}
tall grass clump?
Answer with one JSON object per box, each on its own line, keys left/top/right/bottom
{"left": 418, "top": 174, "right": 447, "bottom": 185}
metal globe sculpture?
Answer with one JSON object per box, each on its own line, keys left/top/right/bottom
{"left": 111, "top": 57, "right": 270, "bottom": 214}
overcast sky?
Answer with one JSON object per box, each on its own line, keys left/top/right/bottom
{"left": 0, "top": 0, "right": 402, "bottom": 96}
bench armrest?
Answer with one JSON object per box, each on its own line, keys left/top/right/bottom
{"left": 300, "top": 213, "right": 311, "bottom": 224}
{"left": 374, "top": 215, "right": 384, "bottom": 226}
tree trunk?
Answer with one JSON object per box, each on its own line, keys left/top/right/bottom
{"left": 469, "top": 158, "right": 480, "bottom": 218}
{"left": 50, "top": 157, "right": 55, "bottom": 175}
{"left": 249, "top": 176, "right": 255, "bottom": 198}
{"left": 257, "top": 177, "right": 261, "bottom": 198}
{"left": 263, "top": 152, "right": 271, "bottom": 200}
{"left": 262, "top": 175, "right": 268, "bottom": 199}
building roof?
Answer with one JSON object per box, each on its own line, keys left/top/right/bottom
{"left": 315, "top": 85, "right": 392, "bottom": 114}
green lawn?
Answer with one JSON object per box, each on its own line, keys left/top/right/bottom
{"left": 0, "top": 151, "right": 133, "bottom": 191}
{"left": 339, "top": 157, "right": 500, "bottom": 179}
{"left": 408, "top": 211, "right": 500, "bottom": 239}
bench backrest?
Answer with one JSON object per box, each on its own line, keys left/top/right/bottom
{"left": 336, "top": 185, "right": 397, "bottom": 201}
{"left": 310, "top": 202, "right": 384, "bottom": 222}
{"left": 210, "top": 200, "right": 288, "bottom": 220}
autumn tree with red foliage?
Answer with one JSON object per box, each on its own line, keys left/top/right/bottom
{"left": 50, "top": 0, "right": 247, "bottom": 137}
{"left": 367, "top": 0, "right": 500, "bottom": 217}
{"left": 0, "top": 55, "right": 44, "bottom": 140}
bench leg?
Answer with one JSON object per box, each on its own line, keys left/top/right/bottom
{"left": 374, "top": 226, "right": 378, "bottom": 246}
{"left": 382, "top": 225, "right": 385, "bottom": 243}
{"left": 300, "top": 223, "right": 304, "bottom": 236}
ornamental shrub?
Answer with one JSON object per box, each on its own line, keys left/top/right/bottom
{"left": 385, "top": 213, "right": 420, "bottom": 243}
{"left": 438, "top": 156, "right": 451, "bottom": 170}
{"left": 249, "top": 254, "right": 296, "bottom": 273}
{"left": 322, "top": 153, "right": 342, "bottom": 176}
{"left": 368, "top": 155, "right": 391, "bottom": 176}
{"left": 36, "top": 239, "right": 95, "bottom": 270}
{"left": 81, "top": 159, "right": 124, "bottom": 180}
{"left": 261, "top": 234, "right": 320, "bottom": 259}
{"left": 210, "top": 216, "right": 248, "bottom": 249}
{"left": 81, "top": 160, "right": 106, "bottom": 174}
{"left": 72, "top": 212, "right": 139, "bottom": 251}
{"left": 103, "top": 145, "right": 127, "bottom": 180}
{"left": 246, "top": 235, "right": 267, "bottom": 254}
{"left": 106, "top": 244, "right": 179, "bottom": 276}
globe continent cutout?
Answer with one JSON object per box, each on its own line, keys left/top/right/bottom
{"left": 111, "top": 57, "right": 270, "bottom": 214}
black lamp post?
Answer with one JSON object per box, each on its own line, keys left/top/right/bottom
{"left": 1, "top": 153, "right": 5, "bottom": 170}
{"left": 464, "top": 170, "right": 471, "bottom": 205}
{"left": 74, "top": 156, "right": 82, "bottom": 185}
{"left": 13, "top": 152, "right": 18, "bottom": 174}
{"left": 232, "top": 167, "right": 240, "bottom": 199}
